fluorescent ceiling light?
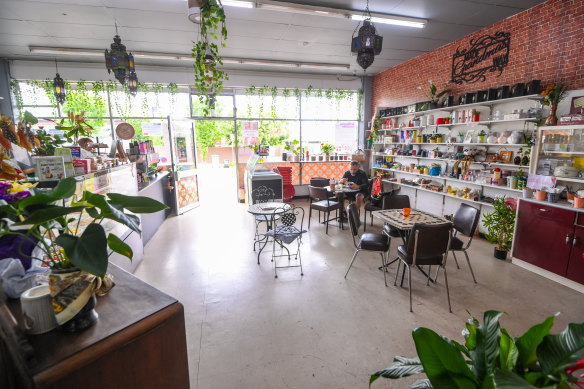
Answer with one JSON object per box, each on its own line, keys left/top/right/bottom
{"left": 222, "top": 0, "right": 254, "bottom": 8}
{"left": 28, "top": 46, "right": 350, "bottom": 71}
{"left": 351, "top": 14, "right": 426, "bottom": 28}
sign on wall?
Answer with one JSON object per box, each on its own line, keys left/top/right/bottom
{"left": 451, "top": 31, "right": 510, "bottom": 84}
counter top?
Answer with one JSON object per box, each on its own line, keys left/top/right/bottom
{"left": 288, "top": 159, "right": 352, "bottom": 163}
{"left": 138, "top": 171, "right": 169, "bottom": 192}
{"left": 519, "top": 197, "right": 584, "bottom": 213}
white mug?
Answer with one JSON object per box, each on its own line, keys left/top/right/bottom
{"left": 20, "top": 285, "right": 58, "bottom": 335}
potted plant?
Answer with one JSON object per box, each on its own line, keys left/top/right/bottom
{"left": 458, "top": 131, "right": 464, "bottom": 143}
{"left": 370, "top": 310, "right": 584, "bottom": 389}
{"left": 320, "top": 143, "right": 335, "bottom": 160}
{"left": 435, "top": 133, "right": 443, "bottom": 143}
{"left": 0, "top": 178, "right": 168, "bottom": 331}
{"left": 55, "top": 111, "right": 93, "bottom": 143}
{"left": 541, "top": 83, "right": 568, "bottom": 125}
{"left": 478, "top": 129, "right": 487, "bottom": 143}
{"left": 482, "top": 197, "right": 516, "bottom": 260}
{"left": 284, "top": 139, "right": 301, "bottom": 161}
{"left": 418, "top": 80, "right": 451, "bottom": 110}
{"left": 191, "top": 0, "right": 228, "bottom": 116}
{"left": 472, "top": 109, "right": 481, "bottom": 122}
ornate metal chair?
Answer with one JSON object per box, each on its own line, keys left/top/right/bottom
{"left": 251, "top": 186, "right": 278, "bottom": 250}
{"left": 265, "top": 205, "right": 306, "bottom": 278}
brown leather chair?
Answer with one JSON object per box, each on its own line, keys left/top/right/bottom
{"left": 309, "top": 177, "right": 330, "bottom": 187}
{"left": 308, "top": 185, "right": 342, "bottom": 234}
{"left": 395, "top": 222, "right": 453, "bottom": 312}
{"left": 448, "top": 204, "right": 481, "bottom": 283}
{"left": 344, "top": 203, "right": 391, "bottom": 286}
{"left": 381, "top": 195, "right": 411, "bottom": 239}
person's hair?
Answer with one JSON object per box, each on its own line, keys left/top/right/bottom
{"left": 350, "top": 161, "right": 360, "bottom": 167}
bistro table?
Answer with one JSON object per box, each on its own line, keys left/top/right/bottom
{"left": 248, "top": 202, "right": 291, "bottom": 263}
{"left": 372, "top": 208, "right": 450, "bottom": 284}
{"left": 326, "top": 184, "right": 360, "bottom": 225}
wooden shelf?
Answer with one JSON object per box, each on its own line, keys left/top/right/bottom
{"left": 373, "top": 155, "right": 530, "bottom": 169}
{"left": 384, "top": 180, "right": 496, "bottom": 207}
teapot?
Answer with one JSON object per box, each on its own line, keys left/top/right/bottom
{"left": 487, "top": 132, "right": 498, "bottom": 144}
{"left": 507, "top": 131, "right": 524, "bottom": 144}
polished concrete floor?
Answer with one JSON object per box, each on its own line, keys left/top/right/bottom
{"left": 134, "top": 168, "right": 584, "bottom": 389}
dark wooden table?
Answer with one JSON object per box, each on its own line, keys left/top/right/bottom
{"left": 3, "top": 264, "right": 190, "bottom": 389}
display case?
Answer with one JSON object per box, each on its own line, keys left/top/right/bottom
{"left": 168, "top": 118, "right": 199, "bottom": 215}
{"left": 530, "top": 125, "right": 584, "bottom": 189}
{"left": 245, "top": 154, "right": 283, "bottom": 204}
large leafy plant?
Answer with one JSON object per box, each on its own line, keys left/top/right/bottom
{"left": 0, "top": 177, "right": 167, "bottom": 278}
{"left": 483, "top": 197, "right": 516, "bottom": 251}
{"left": 191, "top": 0, "right": 228, "bottom": 116}
{"left": 370, "top": 310, "right": 584, "bottom": 388}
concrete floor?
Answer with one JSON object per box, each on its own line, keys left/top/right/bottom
{"left": 134, "top": 168, "right": 584, "bottom": 389}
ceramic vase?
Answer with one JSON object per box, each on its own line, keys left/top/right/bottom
{"left": 545, "top": 105, "right": 558, "bottom": 126}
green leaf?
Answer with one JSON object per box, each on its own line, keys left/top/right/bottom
{"left": 370, "top": 356, "right": 424, "bottom": 387}
{"left": 15, "top": 206, "right": 84, "bottom": 225}
{"left": 24, "top": 110, "right": 38, "bottom": 124}
{"left": 82, "top": 191, "right": 141, "bottom": 233}
{"left": 410, "top": 378, "right": 433, "bottom": 388}
{"left": 107, "top": 193, "right": 168, "bottom": 213}
{"left": 465, "top": 316, "right": 479, "bottom": 350}
{"left": 468, "top": 311, "right": 504, "bottom": 382}
{"left": 538, "top": 322, "right": 584, "bottom": 374}
{"left": 18, "top": 177, "right": 77, "bottom": 209}
{"left": 413, "top": 327, "right": 479, "bottom": 388}
{"left": 515, "top": 314, "right": 557, "bottom": 370}
{"left": 499, "top": 329, "right": 519, "bottom": 371}
{"left": 493, "top": 370, "right": 538, "bottom": 388}
{"left": 55, "top": 224, "right": 108, "bottom": 277}
{"left": 107, "top": 233, "right": 133, "bottom": 259}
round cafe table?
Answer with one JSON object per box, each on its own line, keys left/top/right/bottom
{"left": 248, "top": 202, "right": 291, "bottom": 264}
{"left": 326, "top": 184, "right": 360, "bottom": 224}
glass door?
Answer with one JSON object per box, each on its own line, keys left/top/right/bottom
{"left": 168, "top": 117, "right": 199, "bottom": 215}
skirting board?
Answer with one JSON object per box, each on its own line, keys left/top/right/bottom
{"left": 512, "top": 257, "right": 584, "bottom": 294}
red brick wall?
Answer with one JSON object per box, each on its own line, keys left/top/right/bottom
{"left": 372, "top": 0, "right": 584, "bottom": 114}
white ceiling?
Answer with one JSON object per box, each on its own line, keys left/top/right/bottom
{"left": 0, "top": 0, "right": 546, "bottom": 76}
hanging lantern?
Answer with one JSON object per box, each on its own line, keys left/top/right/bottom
{"left": 128, "top": 72, "right": 138, "bottom": 96}
{"left": 350, "top": 1, "right": 383, "bottom": 71}
{"left": 53, "top": 61, "right": 66, "bottom": 104}
{"left": 104, "top": 32, "right": 138, "bottom": 87}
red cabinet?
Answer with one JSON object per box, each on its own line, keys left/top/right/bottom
{"left": 513, "top": 201, "right": 574, "bottom": 275}
{"left": 567, "top": 225, "right": 584, "bottom": 284}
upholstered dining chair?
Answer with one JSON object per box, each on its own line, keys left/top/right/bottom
{"left": 381, "top": 195, "right": 411, "bottom": 239}
{"left": 394, "top": 222, "right": 453, "bottom": 312}
{"left": 446, "top": 204, "right": 481, "bottom": 283}
{"left": 308, "top": 185, "right": 342, "bottom": 234}
{"left": 309, "top": 177, "right": 330, "bottom": 187}
{"left": 344, "top": 203, "right": 391, "bottom": 286}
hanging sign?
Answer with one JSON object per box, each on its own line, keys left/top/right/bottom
{"left": 451, "top": 31, "right": 510, "bottom": 84}
{"left": 242, "top": 121, "right": 259, "bottom": 146}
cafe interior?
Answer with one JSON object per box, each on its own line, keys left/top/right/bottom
{"left": 0, "top": 0, "right": 583, "bottom": 388}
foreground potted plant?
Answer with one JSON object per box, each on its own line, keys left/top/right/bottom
{"left": 370, "top": 310, "right": 584, "bottom": 388}
{"left": 0, "top": 178, "right": 168, "bottom": 331}
{"left": 483, "top": 197, "right": 516, "bottom": 259}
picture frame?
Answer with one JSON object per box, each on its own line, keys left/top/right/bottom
{"left": 499, "top": 151, "right": 513, "bottom": 162}
{"left": 486, "top": 153, "right": 498, "bottom": 162}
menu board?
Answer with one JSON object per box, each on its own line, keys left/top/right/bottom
{"left": 33, "top": 156, "right": 66, "bottom": 181}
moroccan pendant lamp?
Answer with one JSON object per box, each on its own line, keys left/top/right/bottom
{"left": 104, "top": 24, "right": 139, "bottom": 96}
{"left": 351, "top": 0, "right": 383, "bottom": 71}
{"left": 53, "top": 60, "right": 66, "bottom": 105}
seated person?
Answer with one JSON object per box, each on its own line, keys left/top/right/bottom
{"left": 340, "top": 161, "right": 369, "bottom": 210}
{"left": 77, "top": 137, "right": 95, "bottom": 159}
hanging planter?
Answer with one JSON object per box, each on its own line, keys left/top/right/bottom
{"left": 191, "top": 0, "right": 228, "bottom": 116}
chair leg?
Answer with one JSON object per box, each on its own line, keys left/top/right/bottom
{"left": 452, "top": 251, "right": 460, "bottom": 269}
{"left": 273, "top": 235, "right": 278, "bottom": 278}
{"left": 426, "top": 266, "right": 432, "bottom": 286}
{"left": 325, "top": 211, "right": 330, "bottom": 234}
{"left": 344, "top": 250, "right": 360, "bottom": 279}
{"left": 407, "top": 264, "right": 413, "bottom": 312}
{"left": 370, "top": 211, "right": 373, "bottom": 226}
{"left": 363, "top": 210, "right": 367, "bottom": 232}
{"left": 308, "top": 207, "right": 312, "bottom": 229}
{"left": 443, "top": 266, "right": 452, "bottom": 313}
{"left": 379, "top": 252, "right": 387, "bottom": 286}
{"left": 464, "top": 250, "right": 477, "bottom": 283}
{"left": 394, "top": 260, "right": 401, "bottom": 286}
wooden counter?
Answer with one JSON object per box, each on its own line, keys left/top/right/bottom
{"left": 2, "top": 264, "right": 189, "bottom": 389}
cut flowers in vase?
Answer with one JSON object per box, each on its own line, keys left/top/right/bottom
{"left": 541, "top": 83, "right": 568, "bottom": 106}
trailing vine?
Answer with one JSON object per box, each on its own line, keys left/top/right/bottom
{"left": 9, "top": 80, "right": 24, "bottom": 118}
{"left": 356, "top": 89, "right": 363, "bottom": 122}
{"left": 152, "top": 83, "right": 163, "bottom": 108}
{"left": 306, "top": 85, "right": 314, "bottom": 97}
{"left": 282, "top": 88, "right": 290, "bottom": 99}
{"left": 293, "top": 88, "right": 301, "bottom": 112}
{"left": 270, "top": 86, "right": 278, "bottom": 119}
{"left": 167, "top": 82, "right": 178, "bottom": 108}
{"left": 245, "top": 86, "right": 255, "bottom": 118}
{"left": 91, "top": 81, "right": 106, "bottom": 121}
{"left": 138, "top": 82, "right": 150, "bottom": 116}
{"left": 191, "top": 0, "right": 228, "bottom": 116}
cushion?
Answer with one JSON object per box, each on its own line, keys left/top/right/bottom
{"left": 311, "top": 200, "right": 339, "bottom": 212}
{"left": 360, "top": 233, "right": 390, "bottom": 251}
{"left": 383, "top": 224, "right": 403, "bottom": 238}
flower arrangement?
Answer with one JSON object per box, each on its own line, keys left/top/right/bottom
{"left": 320, "top": 143, "right": 335, "bottom": 155}
{"left": 541, "top": 83, "right": 568, "bottom": 106}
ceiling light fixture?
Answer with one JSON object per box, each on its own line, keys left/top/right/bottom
{"left": 53, "top": 59, "right": 66, "bottom": 105}
{"left": 104, "top": 24, "right": 139, "bottom": 95}
{"left": 351, "top": 0, "right": 382, "bottom": 71}
{"left": 350, "top": 14, "right": 425, "bottom": 28}
{"left": 222, "top": 0, "right": 254, "bottom": 8}
{"left": 29, "top": 46, "right": 350, "bottom": 71}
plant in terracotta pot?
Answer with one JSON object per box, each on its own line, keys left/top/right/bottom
{"left": 0, "top": 178, "right": 168, "bottom": 331}
{"left": 541, "top": 83, "right": 568, "bottom": 126}
{"left": 482, "top": 197, "right": 516, "bottom": 260}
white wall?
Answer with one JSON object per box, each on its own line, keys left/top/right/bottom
{"left": 9, "top": 60, "right": 362, "bottom": 91}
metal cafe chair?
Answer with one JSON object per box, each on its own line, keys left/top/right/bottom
{"left": 363, "top": 178, "right": 395, "bottom": 232}
{"left": 251, "top": 186, "right": 278, "bottom": 250}
{"left": 308, "top": 185, "right": 342, "bottom": 234}
{"left": 394, "top": 222, "right": 453, "bottom": 312}
{"left": 344, "top": 203, "right": 391, "bottom": 286}
{"left": 264, "top": 205, "right": 306, "bottom": 278}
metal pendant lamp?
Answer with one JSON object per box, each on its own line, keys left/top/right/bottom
{"left": 53, "top": 59, "right": 67, "bottom": 105}
{"left": 351, "top": 0, "right": 383, "bottom": 71}
{"left": 104, "top": 23, "right": 139, "bottom": 95}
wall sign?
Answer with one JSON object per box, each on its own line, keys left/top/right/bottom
{"left": 451, "top": 31, "right": 510, "bottom": 84}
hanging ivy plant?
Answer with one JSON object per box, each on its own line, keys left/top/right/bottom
{"left": 137, "top": 82, "right": 150, "bottom": 116}
{"left": 257, "top": 86, "right": 268, "bottom": 119}
{"left": 315, "top": 88, "right": 323, "bottom": 98}
{"left": 245, "top": 86, "right": 255, "bottom": 117}
{"left": 306, "top": 85, "right": 314, "bottom": 97}
{"left": 9, "top": 80, "right": 24, "bottom": 119}
{"left": 91, "top": 81, "right": 106, "bottom": 122}
{"left": 356, "top": 89, "right": 363, "bottom": 122}
{"left": 270, "top": 86, "right": 278, "bottom": 119}
{"left": 167, "top": 82, "right": 178, "bottom": 108}
{"left": 26, "top": 80, "right": 43, "bottom": 107}
{"left": 191, "top": 0, "right": 228, "bottom": 116}
{"left": 151, "top": 83, "right": 163, "bottom": 109}
{"left": 293, "top": 88, "right": 301, "bottom": 112}
{"left": 282, "top": 88, "right": 290, "bottom": 99}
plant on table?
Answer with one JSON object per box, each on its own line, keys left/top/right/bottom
{"left": 284, "top": 139, "right": 301, "bottom": 157}
{"left": 321, "top": 143, "right": 335, "bottom": 155}
{"left": 483, "top": 197, "right": 516, "bottom": 255}
{"left": 370, "top": 310, "right": 584, "bottom": 389}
